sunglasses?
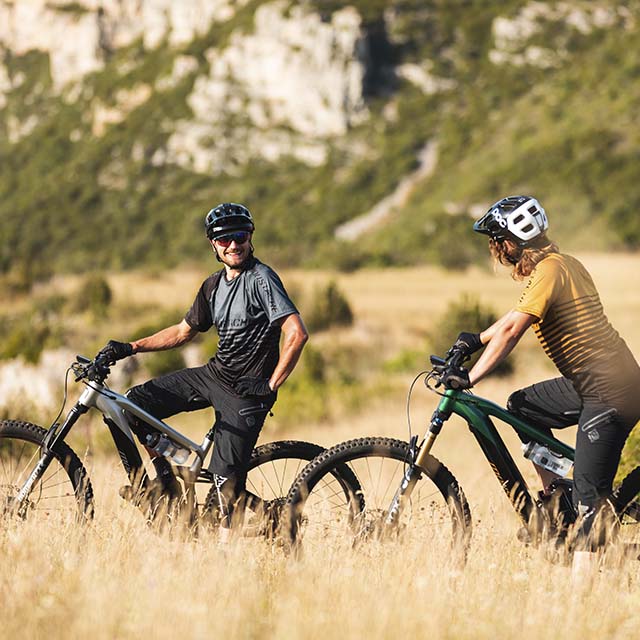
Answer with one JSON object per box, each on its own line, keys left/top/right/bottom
{"left": 214, "top": 231, "right": 250, "bottom": 247}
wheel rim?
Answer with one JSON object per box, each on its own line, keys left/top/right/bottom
{"left": 0, "top": 437, "right": 83, "bottom": 525}
{"left": 291, "top": 450, "right": 464, "bottom": 552}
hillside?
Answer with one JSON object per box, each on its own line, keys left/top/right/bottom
{"left": 1, "top": 0, "right": 639, "bottom": 283}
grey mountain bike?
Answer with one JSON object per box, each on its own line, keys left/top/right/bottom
{"left": 0, "top": 351, "right": 338, "bottom": 535}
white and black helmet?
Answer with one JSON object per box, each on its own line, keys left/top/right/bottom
{"left": 205, "top": 203, "right": 255, "bottom": 240}
{"left": 473, "top": 196, "right": 548, "bottom": 247}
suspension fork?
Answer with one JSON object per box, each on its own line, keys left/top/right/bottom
{"left": 12, "top": 402, "right": 89, "bottom": 511}
{"left": 385, "top": 407, "right": 450, "bottom": 525}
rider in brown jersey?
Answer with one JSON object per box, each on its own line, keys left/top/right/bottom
{"left": 452, "top": 195, "right": 640, "bottom": 578}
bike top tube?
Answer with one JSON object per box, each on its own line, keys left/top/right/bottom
{"left": 436, "top": 389, "right": 575, "bottom": 460}
{"left": 79, "top": 380, "right": 211, "bottom": 459}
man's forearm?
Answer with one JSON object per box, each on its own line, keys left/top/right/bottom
{"left": 269, "top": 317, "right": 308, "bottom": 390}
{"left": 131, "top": 322, "right": 197, "bottom": 353}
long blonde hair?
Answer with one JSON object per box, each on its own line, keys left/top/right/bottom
{"left": 489, "top": 235, "right": 559, "bottom": 280}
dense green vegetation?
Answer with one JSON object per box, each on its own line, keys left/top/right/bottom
{"left": 1, "top": 0, "right": 640, "bottom": 285}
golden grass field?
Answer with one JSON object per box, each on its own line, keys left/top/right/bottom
{"left": 2, "top": 253, "right": 640, "bottom": 639}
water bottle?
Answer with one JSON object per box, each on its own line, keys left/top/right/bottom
{"left": 146, "top": 433, "right": 190, "bottom": 465}
{"left": 522, "top": 441, "right": 572, "bottom": 477}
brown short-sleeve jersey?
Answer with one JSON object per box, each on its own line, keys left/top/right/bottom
{"left": 516, "top": 253, "right": 639, "bottom": 400}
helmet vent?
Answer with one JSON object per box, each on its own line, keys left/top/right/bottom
{"left": 528, "top": 205, "right": 538, "bottom": 214}
{"left": 513, "top": 214, "right": 525, "bottom": 224}
{"left": 521, "top": 223, "right": 534, "bottom": 233}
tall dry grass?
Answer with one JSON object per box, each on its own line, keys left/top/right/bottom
{"left": 2, "top": 254, "right": 640, "bottom": 639}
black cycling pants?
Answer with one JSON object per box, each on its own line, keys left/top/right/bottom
{"left": 126, "top": 364, "right": 275, "bottom": 490}
{"left": 507, "top": 377, "right": 638, "bottom": 548}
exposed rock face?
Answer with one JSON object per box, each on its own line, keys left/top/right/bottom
{"left": 0, "top": 0, "right": 369, "bottom": 170}
{"left": 166, "top": 1, "right": 369, "bottom": 172}
{"left": 0, "top": 0, "right": 248, "bottom": 91}
{"left": 490, "top": 1, "right": 634, "bottom": 67}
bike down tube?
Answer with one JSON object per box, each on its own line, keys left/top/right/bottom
{"left": 448, "top": 391, "right": 539, "bottom": 525}
{"left": 93, "top": 385, "right": 213, "bottom": 473}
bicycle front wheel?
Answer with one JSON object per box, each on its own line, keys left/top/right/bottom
{"left": 0, "top": 420, "right": 95, "bottom": 524}
{"left": 285, "top": 437, "right": 472, "bottom": 552}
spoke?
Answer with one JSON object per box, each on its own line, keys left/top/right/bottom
{"left": 307, "top": 484, "right": 352, "bottom": 510}
{"left": 16, "top": 445, "right": 40, "bottom": 482}
{"left": 270, "top": 460, "right": 285, "bottom": 495}
{"left": 249, "top": 465, "right": 279, "bottom": 498}
{"left": 32, "top": 493, "right": 75, "bottom": 500}
{"left": 0, "top": 443, "right": 17, "bottom": 480}
{"left": 39, "top": 477, "right": 71, "bottom": 493}
{"left": 278, "top": 458, "right": 289, "bottom": 494}
{"left": 381, "top": 459, "right": 403, "bottom": 507}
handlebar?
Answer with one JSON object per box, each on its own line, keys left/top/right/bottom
{"left": 72, "top": 352, "right": 114, "bottom": 384}
{"left": 427, "top": 346, "right": 470, "bottom": 391}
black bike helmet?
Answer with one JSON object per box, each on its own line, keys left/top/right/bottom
{"left": 473, "top": 195, "right": 548, "bottom": 247}
{"left": 204, "top": 203, "right": 255, "bottom": 240}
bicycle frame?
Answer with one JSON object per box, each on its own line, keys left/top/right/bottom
{"left": 15, "top": 376, "right": 216, "bottom": 510}
{"left": 391, "top": 388, "right": 576, "bottom": 528}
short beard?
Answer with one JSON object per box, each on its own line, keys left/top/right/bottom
{"left": 214, "top": 245, "right": 254, "bottom": 270}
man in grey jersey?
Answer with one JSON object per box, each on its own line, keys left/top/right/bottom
{"left": 99, "top": 203, "right": 308, "bottom": 538}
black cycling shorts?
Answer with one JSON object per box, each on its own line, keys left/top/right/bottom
{"left": 507, "top": 376, "right": 639, "bottom": 545}
{"left": 126, "top": 364, "right": 276, "bottom": 484}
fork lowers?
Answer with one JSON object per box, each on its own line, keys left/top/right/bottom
{"left": 385, "top": 462, "right": 422, "bottom": 526}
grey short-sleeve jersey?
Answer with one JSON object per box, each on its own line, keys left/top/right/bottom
{"left": 184, "top": 258, "right": 298, "bottom": 392}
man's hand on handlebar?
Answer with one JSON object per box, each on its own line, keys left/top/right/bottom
{"left": 98, "top": 340, "right": 134, "bottom": 364}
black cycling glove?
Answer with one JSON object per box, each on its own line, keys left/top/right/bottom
{"left": 236, "top": 376, "right": 273, "bottom": 397}
{"left": 99, "top": 340, "right": 134, "bottom": 363}
{"left": 453, "top": 331, "right": 483, "bottom": 356}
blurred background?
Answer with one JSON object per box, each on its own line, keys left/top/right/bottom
{"left": 0, "top": 0, "right": 639, "bottom": 468}
{"left": 2, "top": 0, "right": 639, "bottom": 278}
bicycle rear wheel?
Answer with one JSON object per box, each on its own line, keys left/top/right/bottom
{"left": 284, "top": 437, "right": 472, "bottom": 553}
{"left": 202, "top": 440, "right": 352, "bottom": 538}
{"left": 0, "top": 420, "right": 94, "bottom": 524}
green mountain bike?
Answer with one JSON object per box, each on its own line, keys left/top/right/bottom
{"left": 284, "top": 345, "right": 640, "bottom": 554}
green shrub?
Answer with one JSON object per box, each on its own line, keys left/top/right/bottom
{"left": 305, "top": 281, "right": 354, "bottom": 333}
{"left": 0, "top": 320, "right": 50, "bottom": 363}
{"left": 382, "top": 347, "right": 424, "bottom": 374}
{"left": 617, "top": 427, "right": 640, "bottom": 482}
{"left": 130, "top": 309, "right": 185, "bottom": 341}
{"left": 144, "top": 349, "right": 186, "bottom": 378}
{"left": 429, "top": 294, "right": 513, "bottom": 376}
{"left": 75, "top": 273, "right": 113, "bottom": 319}
{"left": 271, "top": 345, "right": 329, "bottom": 427}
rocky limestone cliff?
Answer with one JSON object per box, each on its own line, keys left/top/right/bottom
{"left": 167, "top": 2, "right": 368, "bottom": 171}
{"left": 0, "top": 0, "right": 249, "bottom": 89}
{"left": 2, "top": 0, "right": 640, "bottom": 279}
{"left": 0, "top": 0, "right": 371, "bottom": 169}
